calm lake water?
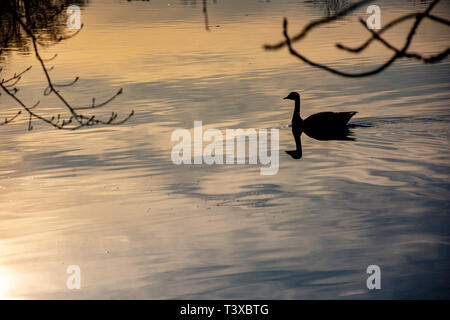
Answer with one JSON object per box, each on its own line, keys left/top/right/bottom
{"left": 0, "top": 0, "right": 449, "bottom": 299}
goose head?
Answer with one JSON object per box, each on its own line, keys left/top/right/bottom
{"left": 283, "top": 92, "right": 300, "bottom": 101}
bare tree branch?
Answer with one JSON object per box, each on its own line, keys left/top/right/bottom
{"left": 0, "top": 109, "right": 21, "bottom": 126}
{"left": 264, "top": 0, "right": 373, "bottom": 50}
{"left": 265, "top": 0, "right": 449, "bottom": 77}
{"left": 1, "top": 1, "right": 134, "bottom": 130}
{"left": 336, "top": 12, "right": 450, "bottom": 53}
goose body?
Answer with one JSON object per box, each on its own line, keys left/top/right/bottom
{"left": 303, "top": 111, "right": 357, "bottom": 129}
{"left": 284, "top": 92, "right": 356, "bottom": 141}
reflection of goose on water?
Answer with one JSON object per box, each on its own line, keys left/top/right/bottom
{"left": 283, "top": 91, "right": 357, "bottom": 159}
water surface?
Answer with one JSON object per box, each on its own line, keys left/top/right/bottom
{"left": 0, "top": 0, "right": 449, "bottom": 299}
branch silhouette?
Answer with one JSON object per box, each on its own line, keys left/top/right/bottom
{"left": 264, "top": 0, "right": 449, "bottom": 77}
{"left": 0, "top": 0, "right": 134, "bottom": 130}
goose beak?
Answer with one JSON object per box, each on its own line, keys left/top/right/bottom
{"left": 283, "top": 96, "right": 289, "bottom": 100}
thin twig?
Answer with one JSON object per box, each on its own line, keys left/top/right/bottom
{"left": 0, "top": 110, "right": 22, "bottom": 126}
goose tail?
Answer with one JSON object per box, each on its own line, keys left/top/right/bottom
{"left": 344, "top": 111, "right": 357, "bottom": 124}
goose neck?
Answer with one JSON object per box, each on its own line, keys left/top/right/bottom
{"left": 292, "top": 98, "right": 302, "bottom": 122}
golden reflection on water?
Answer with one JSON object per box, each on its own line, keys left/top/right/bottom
{"left": 0, "top": 269, "right": 12, "bottom": 299}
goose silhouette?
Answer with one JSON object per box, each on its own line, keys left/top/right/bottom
{"left": 284, "top": 92, "right": 357, "bottom": 159}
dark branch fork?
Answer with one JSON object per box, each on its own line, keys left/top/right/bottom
{"left": 0, "top": 5, "right": 134, "bottom": 130}
{"left": 264, "top": 0, "right": 449, "bottom": 77}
